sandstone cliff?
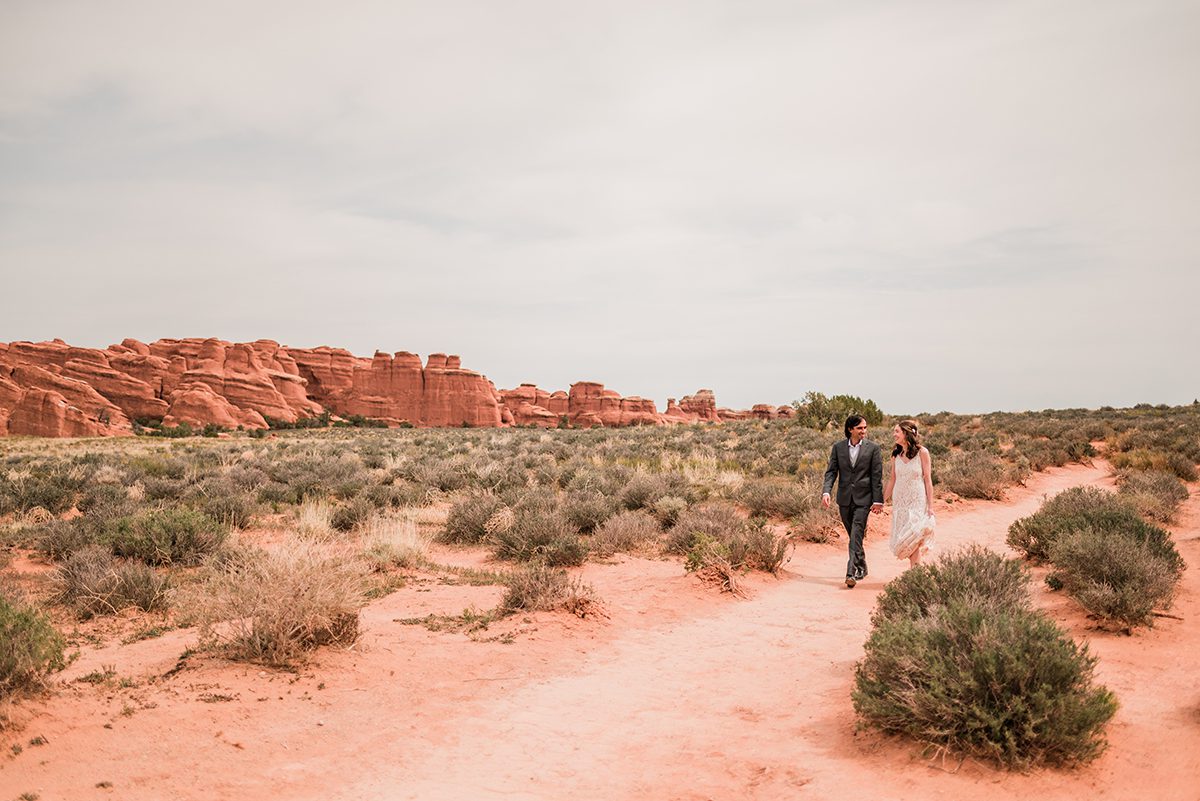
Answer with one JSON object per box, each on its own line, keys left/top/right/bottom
{"left": 0, "top": 338, "right": 786, "bottom": 437}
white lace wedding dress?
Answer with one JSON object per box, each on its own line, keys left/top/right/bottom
{"left": 890, "top": 453, "right": 936, "bottom": 560}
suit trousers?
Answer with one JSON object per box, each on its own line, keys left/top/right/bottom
{"left": 839, "top": 503, "right": 870, "bottom": 578}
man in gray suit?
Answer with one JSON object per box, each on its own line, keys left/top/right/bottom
{"left": 821, "top": 414, "right": 884, "bottom": 588}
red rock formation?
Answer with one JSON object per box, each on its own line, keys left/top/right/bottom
{"left": 750, "top": 404, "right": 778, "bottom": 420}
{"left": 422, "top": 354, "right": 502, "bottom": 427}
{"left": 0, "top": 337, "right": 785, "bottom": 436}
{"left": 163, "top": 382, "right": 266, "bottom": 430}
{"left": 679, "top": 390, "right": 720, "bottom": 422}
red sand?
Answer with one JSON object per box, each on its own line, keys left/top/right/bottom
{"left": 3, "top": 461, "right": 1198, "bottom": 800}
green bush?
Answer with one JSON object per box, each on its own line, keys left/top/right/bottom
{"left": 854, "top": 601, "right": 1117, "bottom": 768}
{"left": 618, "top": 473, "right": 671, "bottom": 511}
{"left": 0, "top": 593, "right": 66, "bottom": 697}
{"left": 872, "top": 544, "right": 1030, "bottom": 624}
{"left": 738, "top": 479, "right": 812, "bottom": 518}
{"left": 666, "top": 503, "right": 745, "bottom": 555}
{"left": 649, "top": 495, "right": 688, "bottom": 527}
{"left": 1008, "top": 486, "right": 1183, "bottom": 567}
{"left": 107, "top": 506, "right": 228, "bottom": 565}
{"left": 1047, "top": 527, "right": 1183, "bottom": 628}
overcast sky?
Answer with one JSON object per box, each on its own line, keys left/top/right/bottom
{"left": 2, "top": 1, "right": 1197, "bottom": 414}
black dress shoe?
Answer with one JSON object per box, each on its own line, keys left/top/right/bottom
{"left": 856, "top": 568, "right": 868, "bottom": 580}
{"left": 845, "top": 575, "right": 857, "bottom": 588}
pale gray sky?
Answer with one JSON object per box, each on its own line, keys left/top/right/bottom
{"left": 2, "top": 0, "right": 1197, "bottom": 413}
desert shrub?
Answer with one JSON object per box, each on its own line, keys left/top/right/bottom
{"left": 0, "top": 593, "right": 66, "bottom": 697}
{"left": 738, "top": 479, "right": 811, "bottom": 518}
{"left": 36, "top": 519, "right": 100, "bottom": 561}
{"left": 107, "top": 506, "right": 228, "bottom": 565}
{"left": 1047, "top": 527, "right": 1183, "bottom": 628}
{"left": 853, "top": 600, "right": 1117, "bottom": 768}
{"left": 872, "top": 545, "right": 1031, "bottom": 624}
{"left": 650, "top": 495, "right": 688, "bottom": 527}
{"left": 562, "top": 490, "right": 617, "bottom": 534}
{"left": 491, "top": 508, "right": 587, "bottom": 566}
{"left": 330, "top": 497, "right": 373, "bottom": 532}
{"left": 666, "top": 503, "right": 745, "bottom": 555}
{"left": 1007, "top": 486, "right": 1182, "bottom": 566}
{"left": 0, "top": 466, "right": 83, "bottom": 515}
{"left": 184, "top": 540, "right": 363, "bottom": 666}
{"left": 498, "top": 563, "right": 600, "bottom": 618}
{"left": 1117, "top": 470, "right": 1190, "bottom": 523}
{"left": 441, "top": 493, "right": 506, "bottom": 545}
{"left": 53, "top": 545, "right": 168, "bottom": 619}
{"left": 618, "top": 473, "right": 672, "bottom": 511}
{"left": 684, "top": 532, "right": 742, "bottom": 594}
{"left": 1109, "top": 448, "right": 1197, "bottom": 481}
{"left": 590, "top": 510, "right": 661, "bottom": 557}
{"left": 361, "top": 481, "right": 425, "bottom": 510}
{"left": 75, "top": 482, "right": 131, "bottom": 514}
{"left": 730, "top": 522, "right": 789, "bottom": 573}
{"left": 141, "top": 476, "right": 190, "bottom": 501}
{"left": 197, "top": 491, "right": 256, "bottom": 530}
{"left": 936, "top": 452, "right": 1009, "bottom": 500}
{"left": 257, "top": 480, "right": 300, "bottom": 506}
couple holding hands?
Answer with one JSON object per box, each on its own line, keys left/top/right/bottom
{"left": 821, "top": 416, "right": 936, "bottom": 588}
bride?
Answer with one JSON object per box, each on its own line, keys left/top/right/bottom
{"left": 884, "top": 419, "right": 936, "bottom": 567}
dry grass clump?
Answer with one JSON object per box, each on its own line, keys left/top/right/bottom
{"left": 853, "top": 547, "right": 1117, "bottom": 769}
{"left": 296, "top": 498, "right": 335, "bottom": 540}
{"left": 498, "top": 563, "right": 602, "bottom": 618}
{"left": 360, "top": 515, "right": 428, "bottom": 571}
{"left": 184, "top": 540, "right": 364, "bottom": 666}
{"left": 53, "top": 545, "right": 169, "bottom": 619}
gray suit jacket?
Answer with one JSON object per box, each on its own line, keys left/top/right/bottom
{"left": 822, "top": 439, "right": 884, "bottom": 508}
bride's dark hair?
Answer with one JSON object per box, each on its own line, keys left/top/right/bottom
{"left": 892, "top": 419, "right": 921, "bottom": 460}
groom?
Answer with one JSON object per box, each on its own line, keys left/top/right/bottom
{"left": 821, "top": 414, "right": 883, "bottom": 588}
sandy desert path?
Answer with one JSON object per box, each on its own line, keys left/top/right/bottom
{"left": 3, "top": 460, "right": 1198, "bottom": 800}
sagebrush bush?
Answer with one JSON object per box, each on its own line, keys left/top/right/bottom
{"left": 330, "top": 497, "right": 373, "bottom": 532}
{"left": 590, "top": 510, "right": 661, "bottom": 557}
{"left": 854, "top": 600, "right": 1117, "bottom": 768}
{"left": 1117, "top": 470, "right": 1190, "bottom": 523}
{"left": 872, "top": 544, "right": 1030, "bottom": 624}
{"left": 618, "top": 473, "right": 672, "bottom": 511}
{"left": 107, "top": 506, "right": 228, "bottom": 565}
{"left": 498, "top": 563, "right": 600, "bottom": 618}
{"left": 562, "top": 490, "right": 617, "bottom": 534}
{"left": 1008, "top": 486, "right": 1183, "bottom": 568}
{"left": 441, "top": 493, "right": 506, "bottom": 544}
{"left": 0, "top": 592, "right": 66, "bottom": 697}
{"left": 936, "top": 452, "right": 1010, "bottom": 500}
{"left": 666, "top": 503, "right": 745, "bottom": 554}
{"left": 1109, "top": 448, "right": 1197, "bottom": 481}
{"left": 1047, "top": 527, "right": 1182, "bottom": 628}
{"left": 184, "top": 540, "right": 363, "bottom": 666}
{"left": 737, "top": 479, "right": 812, "bottom": 518}
{"left": 53, "top": 545, "right": 168, "bottom": 619}
{"left": 491, "top": 508, "right": 588, "bottom": 566}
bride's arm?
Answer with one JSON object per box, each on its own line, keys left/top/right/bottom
{"left": 920, "top": 447, "right": 934, "bottom": 515}
{"left": 884, "top": 454, "right": 896, "bottom": 503}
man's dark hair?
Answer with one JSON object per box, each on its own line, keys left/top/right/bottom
{"left": 844, "top": 414, "right": 866, "bottom": 438}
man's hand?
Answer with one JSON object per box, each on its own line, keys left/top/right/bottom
{"left": 821, "top": 493, "right": 831, "bottom": 509}
{"left": 870, "top": 503, "right": 883, "bottom": 515}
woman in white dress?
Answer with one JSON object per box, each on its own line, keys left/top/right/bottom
{"left": 884, "top": 419, "right": 936, "bottom": 567}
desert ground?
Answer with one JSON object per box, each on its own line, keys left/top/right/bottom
{"left": 2, "top": 454, "right": 1197, "bottom": 801}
